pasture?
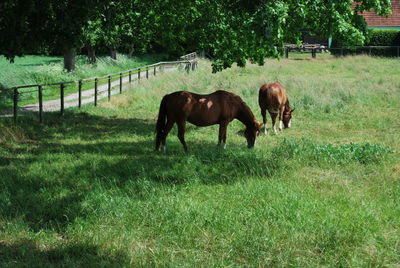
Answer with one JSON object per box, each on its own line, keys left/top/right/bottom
{"left": 0, "top": 56, "right": 399, "bottom": 267}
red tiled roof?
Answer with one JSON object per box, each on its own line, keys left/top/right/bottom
{"left": 354, "top": 0, "right": 400, "bottom": 26}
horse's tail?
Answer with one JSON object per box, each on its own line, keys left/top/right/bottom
{"left": 155, "top": 94, "right": 169, "bottom": 150}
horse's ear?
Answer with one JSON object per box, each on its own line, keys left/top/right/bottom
{"left": 258, "top": 123, "right": 264, "bottom": 130}
{"left": 290, "top": 108, "right": 295, "bottom": 113}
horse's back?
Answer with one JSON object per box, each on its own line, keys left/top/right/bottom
{"left": 259, "top": 82, "right": 286, "bottom": 97}
{"left": 259, "top": 82, "right": 287, "bottom": 112}
{"left": 161, "top": 90, "right": 245, "bottom": 126}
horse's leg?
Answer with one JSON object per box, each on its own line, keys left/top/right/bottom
{"left": 177, "top": 120, "right": 188, "bottom": 152}
{"left": 218, "top": 122, "right": 228, "bottom": 149}
{"left": 261, "top": 108, "right": 267, "bottom": 135}
{"left": 270, "top": 112, "right": 278, "bottom": 134}
{"left": 279, "top": 108, "right": 284, "bottom": 131}
{"left": 161, "top": 119, "right": 175, "bottom": 153}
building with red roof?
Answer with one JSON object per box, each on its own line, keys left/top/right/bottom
{"left": 355, "top": 0, "right": 400, "bottom": 29}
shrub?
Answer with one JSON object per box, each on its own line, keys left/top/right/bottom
{"left": 331, "top": 29, "right": 400, "bottom": 57}
{"left": 365, "top": 29, "right": 400, "bottom": 46}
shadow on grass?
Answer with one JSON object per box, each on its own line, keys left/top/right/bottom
{"left": 0, "top": 110, "right": 284, "bottom": 232}
{"left": 1, "top": 110, "right": 155, "bottom": 141}
{"left": 0, "top": 239, "right": 128, "bottom": 267}
{"left": 19, "top": 59, "right": 61, "bottom": 67}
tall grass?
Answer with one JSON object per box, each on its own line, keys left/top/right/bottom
{"left": 0, "top": 54, "right": 169, "bottom": 88}
{"left": 0, "top": 56, "right": 399, "bottom": 266}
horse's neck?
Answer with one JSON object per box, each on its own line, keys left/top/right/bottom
{"left": 284, "top": 100, "right": 290, "bottom": 111}
{"left": 236, "top": 103, "right": 255, "bottom": 127}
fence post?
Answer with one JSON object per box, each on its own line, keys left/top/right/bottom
{"left": 146, "top": 67, "right": 149, "bottom": 79}
{"left": 38, "top": 85, "right": 43, "bottom": 123}
{"left": 285, "top": 48, "right": 289, "bottom": 58}
{"left": 60, "top": 83, "right": 65, "bottom": 115}
{"left": 187, "top": 63, "right": 190, "bottom": 74}
{"left": 119, "top": 73, "right": 122, "bottom": 93}
{"left": 13, "top": 88, "right": 18, "bottom": 124}
{"left": 129, "top": 71, "right": 132, "bottom": 83}
{"left": 108, "top": 75, "right": 111, "bottom": 101}
{"left": 94, "top": 78, "right": 98, "bottom": 106}
{"left": 78, "top": 80, "right": 82, "bottom": 108}
{"left": 341, "top": 47, "right": 344, "bottom": 57}
{"left": 154, "top": 66, "right": 156, "bottom": 76}
{"left": 138, "top": 68, "right": 141, "bottom": 82}
{"left": 192, "top": 61, "right": 195, "bottom": 70}
{"left": 369, "top": 46, "right": 372, "bottom": 56}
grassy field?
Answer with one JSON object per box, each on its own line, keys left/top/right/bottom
{"left": 0, "top": 56, "right": 399, "bottom": 267}
{"left": 0, "top": 54, "right": 170, "bottom": 110}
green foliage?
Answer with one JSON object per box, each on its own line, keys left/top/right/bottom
{"left": 332, "top": 29, "right": 400, "bottom": 57}
{"left": 0, "top": 0, "right": 394, "bottom": 71}
{"left": 366, "top": 29, "right": 400, "bottom": 46}
{"left": 206, "top": 0, "right": 392, "bottom": 71}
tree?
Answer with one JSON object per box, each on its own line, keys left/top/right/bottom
{"left": 48, "top": 0, "right": 100, "bottom": 71}
{"left": 194, "top": 0, "right": 392, "bottom": 71}
{"left": 0, "top": 0, "right": 98, "bottom": 71}
{"left": 0, "top": 1, "right": 51, "bottom": 61}
{"left": 82, "top": 18, "right": 103, "bottom": 63}
{"left": 0, "top": 0, "right": 392, "bottom": 72}
{"left": 81, "top": 0, "right": 154, "bottom": 61}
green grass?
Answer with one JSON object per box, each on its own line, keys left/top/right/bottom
{"left": 0, "top": 56, "right": 399, "bottom": 267}
{"left": 286, "top": 51, "right": 335, "bottom": 60}
{"left": 0, "top": 53, "right": 170, "bottom": 110}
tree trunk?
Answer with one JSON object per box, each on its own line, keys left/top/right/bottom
{"left": 110, "top": 49, "right": 117, "bottom": 60}
{"left": 63, "top": 47, "right": 76, "bottom": 72}
{"left": 87, "top": 45, "right": 97, "bottom": 63}
{"left": 128, "top": 44, "right": 135, "bottom": 58}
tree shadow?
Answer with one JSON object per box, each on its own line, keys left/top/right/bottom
{"left": 0, "top": 111, "right": 284, "bottom": 232}
{"left": 1, "top": 110, "right": 155, "bottom": 141}
{"left": 0, "top": 239, "right": 129, "bottom": 267}
{"left": 19, "top": 59, "right": 61, "bottom": 67}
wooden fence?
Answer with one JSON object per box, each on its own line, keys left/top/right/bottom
{"left": 283, "top": 45, "right": 400, "bottom": 59}
{"left": 8, "top": 52, "right": 198, "bottom": 124}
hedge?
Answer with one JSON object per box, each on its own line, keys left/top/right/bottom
{"left": 331, "top": 29, "right": 400, "bottom": 57}
{"left": 365, "top": 29, "right": 400, "bottom": 46}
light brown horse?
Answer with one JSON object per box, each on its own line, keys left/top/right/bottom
{"left": 258, "top": 82, "right": 294, "bottom": 135}
{"left": 155, "top": 90, "right": 262, "bottom": 152}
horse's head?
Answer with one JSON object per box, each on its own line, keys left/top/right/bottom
{"left": 283, "top": 108, "right": 294, "bottom": 128}
{"left": 244, "top": 121, "right": 263, "bottom": 148}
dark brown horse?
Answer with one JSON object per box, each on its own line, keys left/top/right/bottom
{"left": 155, "top": 90, "right": 262, "bottom": 152}
{"left": 258, "top": 82, "right": 294, "bottom": 135}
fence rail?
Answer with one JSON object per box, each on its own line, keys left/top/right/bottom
{"left": 7, "top": 52, "right": 198, "bottom": 124}
{"left": 283, "top": 45, "right": 400, "bottom": 59}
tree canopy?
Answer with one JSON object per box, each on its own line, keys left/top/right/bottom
{"left": 0, "top": 0, "right": 392, "bottom": 71}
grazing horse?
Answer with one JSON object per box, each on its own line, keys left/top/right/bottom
{"left": 155, "top": 90, "right": 262, "bottom": 152}
{"left": 258, "top": 82, "right": 294, "bottom": 135}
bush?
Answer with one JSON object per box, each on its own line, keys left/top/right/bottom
{"left": 331, "top": 29, "right": 400, "bottom": 57}
{"left": 365, "top": 29, "right": 400, "bottom": 46}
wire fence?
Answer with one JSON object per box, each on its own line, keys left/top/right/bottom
{"left": 7, "top": 52, "right": 198, "bottom": 124}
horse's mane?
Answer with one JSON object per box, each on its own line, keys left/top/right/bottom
{"left": 229, "top": 94, "right": 256, "bottom": 125}
{"left": 285, "top": 99, "right": 291, "bottom": 111}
